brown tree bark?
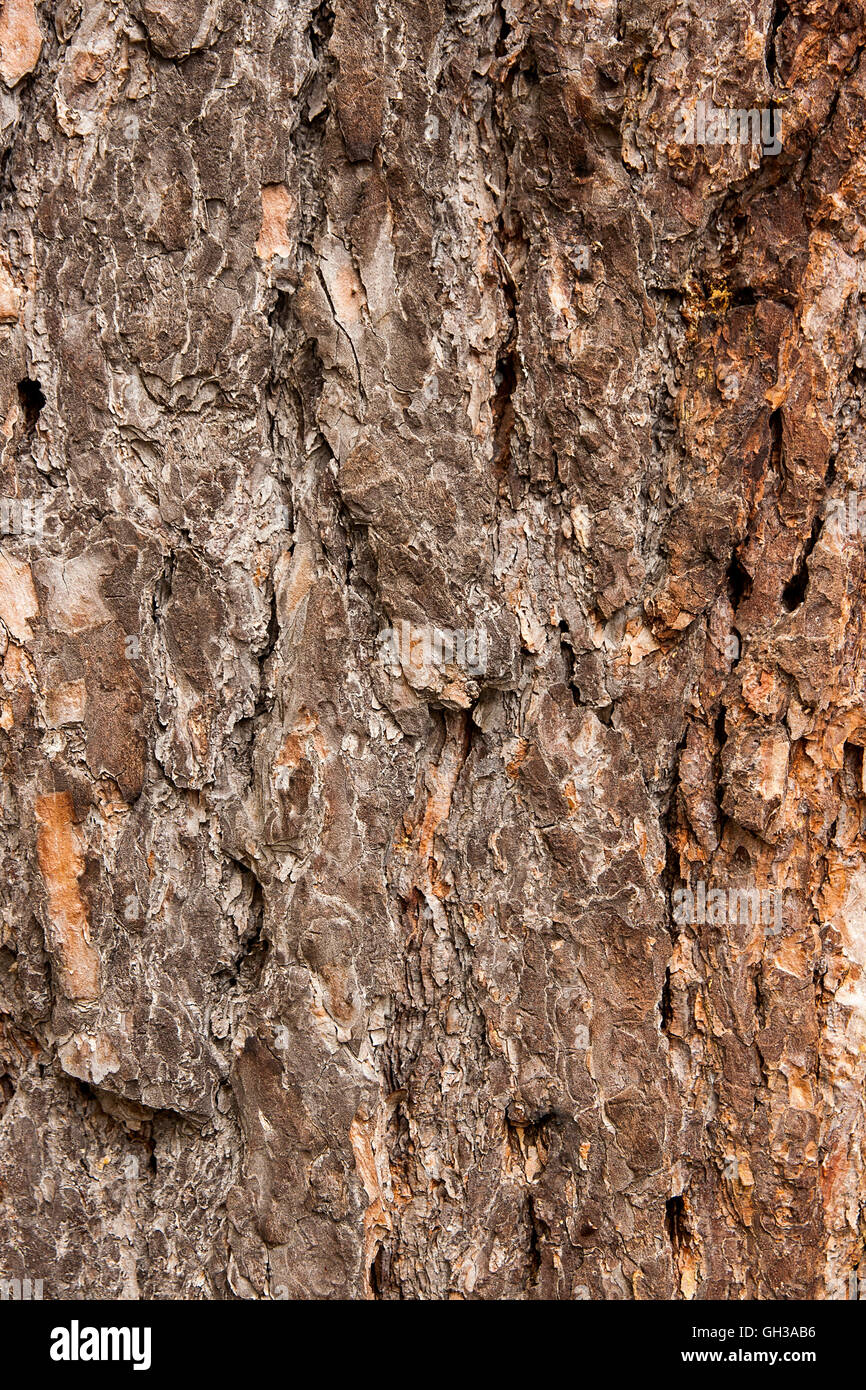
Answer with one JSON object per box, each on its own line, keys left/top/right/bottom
{"left": 0, "top": 0, "right": 865, "bottom": 1300}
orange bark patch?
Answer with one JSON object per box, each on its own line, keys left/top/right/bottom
{"left": 505, "top": 739, "right": 529, "bottom": 778}
{"left": 0, "top": 0, "right": 42, "bottom": 87}
{"left": 417, "top": 715, "right": 470, "bottom": 865}
{"left": 255, "top": 184, "right": 294, "bottom": 261}
{"left": 35, "top": 792, "right": 99, "bottom": 1002}
{"left": 349, "top": 1108, "right": 392, "bottom": 1299}
{"left": 0, "top": 549, "right": 38, "bottom": 643}
{"left": 0, "top": 260, "right": 20, "bottom": 322}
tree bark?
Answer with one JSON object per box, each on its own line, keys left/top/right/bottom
{"left": 0, "top": 0, "right": 865, "bottom": 1300}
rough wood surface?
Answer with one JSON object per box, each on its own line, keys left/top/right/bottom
{"left": 1, "top": 0, "right": 865, "bottom": 1300}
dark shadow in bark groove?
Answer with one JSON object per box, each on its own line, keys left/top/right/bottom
{"left": 17, "top": 378, "right": 45, "bottom": 435}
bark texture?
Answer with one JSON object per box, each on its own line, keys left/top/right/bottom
{"left": 0, "top": 0, "right": 865, "bottom": 1301}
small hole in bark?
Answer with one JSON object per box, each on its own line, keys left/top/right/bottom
{"left": 782, "top": 513, "right": 822, "bottom": 611}
{"left": 559, "top": 620, "right": 580, "bottom": 706}
{"left": 495, "top": 10, "right": 511, "bottom": 56}
{"left": 492, "top": 351, "right": 516, "bottom": 477}
{"left": 369, "top": 1245, "right": 387, "bottom": 1297}
{"left": 665, "top": 1194, "right": 687, "bottom": 1249}
{"left": 17, "top": 378, "right": 45, "bottom": 434}
{"left": 844, "top": 742, "right": 863, "bottom": 789}
{"left": 781, "top": 566, "right": 808, "bottom": 611}
{"left": 0, "top": 1072, "right": 14, "bottom": 1118}
{"left": 726, "top": 552, "right": 752, "bottom": 607}
{"left": 767, "top": 1, "right": 789, "bottom": 82}
{"left": 659, "top": 967, "right": 673, "bottom": 1032}
{"left": 769, "top": 407, "right": 784, "bottom": 469}
{"left": 572, "top": 137, "right": 595, "bottom": 178}
{"left": 526, "top": 1192, "right": 548, "bottom": 1282}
